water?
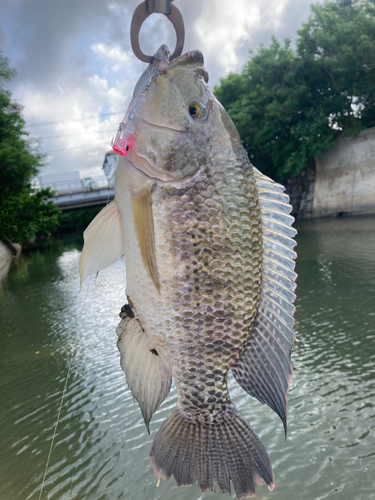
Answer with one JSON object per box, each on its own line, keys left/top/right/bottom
{"left": 0, "top": 216, "right": 374, "bottom": 500}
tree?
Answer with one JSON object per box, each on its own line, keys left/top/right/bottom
{"left": 214, "top": 0, "right": 375, "bottom": 181}
{"left": 297, "top": 0, "right": 375, "bottom": 130}
{"left": 0, "top": 51, "right": 60, "bottom": 243}
{"left": 56, "top": 207, "right": 102, "bottom": 236}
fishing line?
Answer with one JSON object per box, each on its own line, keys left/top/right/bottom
{"left": 39, "top": 267, "right": 95, "bottom": 499}
{"left": 38, "top": 345, "right": 76, "bottom": 500}
{"left": 28, "top": 111, "right": 125, "bottom": 127}
{"left": 37, "top": 129, "right": 117, "bottom": 140}
{"left": 45, "top": 141, "right": 110, "bottom": 153}
{"left": 106, "top": 178, "right": 115, "bottom": 205}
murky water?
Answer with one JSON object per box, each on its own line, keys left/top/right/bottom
{"left": 1, "top": 216, "right": 375, "bottom": 500}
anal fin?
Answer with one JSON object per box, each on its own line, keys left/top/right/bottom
{"left": 116, "top": 310, "right": 172, "bottom": 432}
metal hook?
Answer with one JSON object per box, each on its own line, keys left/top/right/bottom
{"left": 130, "top": 0, "right": 185, "bottom": 63}
{"left": 145, "top": 0, "right": 172, "bottom": 14}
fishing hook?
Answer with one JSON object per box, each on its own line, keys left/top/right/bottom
{"left": 130, "top": 0, "right": 185, "bottom": 63}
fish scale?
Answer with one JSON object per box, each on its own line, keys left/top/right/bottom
{"left": 80, "top": 45, "right": 297, "bottom": 499}
{"left": 151, "top": 164, "right": 261, "bottom": 408}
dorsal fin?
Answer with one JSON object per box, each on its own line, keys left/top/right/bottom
{"left": 79, "top": 201, "right": 124, "bottom": 286}
{"left": 232, "top": 167, "right": 297, "bottom": 435}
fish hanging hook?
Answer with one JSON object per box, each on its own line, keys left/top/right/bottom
{"left": 130, "top": 0, "right": 185, "bottom": 63}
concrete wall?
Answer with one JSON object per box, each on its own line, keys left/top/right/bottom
{"left": 285, "top": 165, "right": 315, "bottom": 219}
{"left": 0, "top": 241, "right": 13, "bottom": 283}
{"left": 0, "top": 241, "right": 22, "bottom": 283}
{"left": 313, "top": 127, "right": 375, "bottom": 217}
{"left": 0, "top": 240, "right": 12, "bottom": 264}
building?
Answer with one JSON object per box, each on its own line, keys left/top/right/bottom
{"left": 102, "top": 151, "right": 119, "bottom": 187}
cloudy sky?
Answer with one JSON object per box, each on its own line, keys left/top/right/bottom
{"left": 0, "top": 0, "right": 321, "bottom": 179}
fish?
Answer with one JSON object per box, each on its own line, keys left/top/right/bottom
{"left": 79, "top": 45, "right": 297, "bottom": 499}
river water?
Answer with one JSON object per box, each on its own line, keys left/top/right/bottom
{"left": 0, "top": 216, "right": 374, "bottom": 500}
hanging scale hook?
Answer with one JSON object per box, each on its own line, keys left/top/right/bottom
{"left": 130, "top": 0, "right": 185, "bottom": 63}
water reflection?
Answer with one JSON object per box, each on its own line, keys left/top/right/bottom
{"left": 0, "top": 217, "right": 374, "bottom": 500}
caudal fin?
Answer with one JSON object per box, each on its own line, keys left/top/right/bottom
{"left": 150, "top": 404, "right": 274, "bottom": 499}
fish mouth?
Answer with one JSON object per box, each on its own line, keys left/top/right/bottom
{"left": 139, "top": 44, "right": 207, "bottom": 82}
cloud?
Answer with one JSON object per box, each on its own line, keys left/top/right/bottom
{"left": 91, "top": 43, "right": 133, "bottom": 72}
{"left": 0, "top": 0, "right": 322, "bottom": 177}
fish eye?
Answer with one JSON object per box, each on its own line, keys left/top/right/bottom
{"left": 188, "top": 101, "right": 206, "bottom": 120}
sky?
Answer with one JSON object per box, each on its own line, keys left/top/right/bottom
{"left": 0, "top": 0, "right": 322, "bottom": 179}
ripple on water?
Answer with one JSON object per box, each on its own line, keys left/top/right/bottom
{"left": 0, "top": 217, "right": 374, "bottom": 500}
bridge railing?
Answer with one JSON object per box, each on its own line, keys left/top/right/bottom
{"left": 46, "top": 176, "right": 113, "bottom": 195}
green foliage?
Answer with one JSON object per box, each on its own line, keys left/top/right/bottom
{"left": 298, "top": 0, "right": 375, "bottom": 130}
{"left": 57, "top": 207, "right": 102, "bottom": 236}
{"left": 214, "top": 0, "right": 375, "bottom": 181}
{"left": 0, "top": 50, "right": 61, "bottom": 242}
{"left": 0, "top": 187, "right": 60, "bottom": 242}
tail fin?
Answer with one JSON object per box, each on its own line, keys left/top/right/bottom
{"left": 150, "top": 404, "right": 274, "bottom": 499}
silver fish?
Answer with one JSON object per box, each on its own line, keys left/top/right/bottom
{"left": 80, "top": 45, "right": 297, "bottom": 499}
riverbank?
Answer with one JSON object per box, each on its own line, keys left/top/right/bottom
{"left": 0, "top": 205, "right": 99, "bottom": 282}
{"left": 285, "top": 126, "right": 375, "bottom": 220}
{"left": 0, "top": 240, "right": 22, "bottom": 282}
{"left": 0, "top": 234, "right": 84, "bottom": 284}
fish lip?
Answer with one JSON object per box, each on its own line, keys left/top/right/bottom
{"left": 132, "top": 45, "right": 170, "bottom": 99}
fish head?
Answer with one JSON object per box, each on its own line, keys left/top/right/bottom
{"left": 112, "top": 45, "right": 224, "bottom": 182}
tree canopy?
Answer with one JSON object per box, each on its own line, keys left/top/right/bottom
{"left": 0, "top": 51, "right": 60, "bottom": 243}
{"left": 214, "top": 0, "right": 375, "bottom": 181}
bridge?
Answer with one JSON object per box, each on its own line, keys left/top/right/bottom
{"left": 49, "top": 176, "right": 114, "bottom": 211}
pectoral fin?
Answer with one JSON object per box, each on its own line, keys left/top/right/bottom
{"left": 79, "top": 201, "right": 124, "bottom": 286}
{"left": 131, "top": 186, "right": 160, "bottom": 291}
{"left": 116, "top": 312, "right": 172, "bottom": 432}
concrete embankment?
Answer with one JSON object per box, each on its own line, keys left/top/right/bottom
{"left": 313, "top": 127, "right": 375, "bottom": 218}
{"left": 0, "top": 241, "right": 22, "bottom": 282}
{"left": 286, "top": 126, "right": 375, "bottom": 219}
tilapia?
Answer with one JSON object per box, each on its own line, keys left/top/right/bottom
{"left": 80, "top": 45, "right": 297, "bottom": 499}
